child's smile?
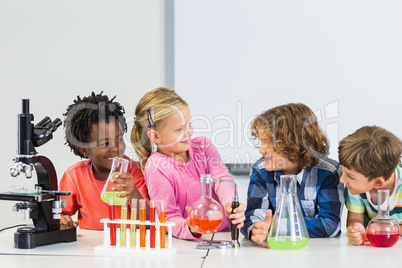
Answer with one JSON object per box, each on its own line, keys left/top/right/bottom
{"left": 152, "top": 106, "right": 194, "bottom": 163}
{"left": 83, "top": 119, "right": 125, "bottom": 181}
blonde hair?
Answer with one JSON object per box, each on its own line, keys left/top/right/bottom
{"left": 251, "top": 103, "right": 329, "bottom": 169}
{"left": 131, "top": 87, "right": 188, "bottom": 171}
{"left": 338, "top": 126, "right": 402, "bottom": 181}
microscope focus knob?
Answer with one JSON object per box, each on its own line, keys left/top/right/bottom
{"left": 10, "top": 163, "right": 23, "bottom": 177}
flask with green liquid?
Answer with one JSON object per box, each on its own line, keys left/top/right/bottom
{"left": 100, "top": 157, "right": 129, "bottom": 205}
{"left": 267, "top": 175, "right": 310, "bottom": 250}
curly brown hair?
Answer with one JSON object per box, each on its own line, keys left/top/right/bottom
{"left": 251, "top": 103, "right": 329, "bottom": 169}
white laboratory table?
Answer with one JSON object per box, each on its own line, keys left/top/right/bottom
{"left": 206, "top": 232, "right": 402, "bottom": 268}
{"left": 0, "top": 227, "right": 210, "bottom": 268}
{"left": 1, "top": 227, "right": 402, "bottom": 268}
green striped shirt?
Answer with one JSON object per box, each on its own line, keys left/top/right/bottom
{"left": 345, "top": 166, "right": 402, "bottom": 223}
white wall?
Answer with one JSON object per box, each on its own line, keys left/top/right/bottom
{"left": 0, "top": 0, "right": 166, "bottom": 229}
{"left": 172, "top": 0, "right": 402, "bottom": 164}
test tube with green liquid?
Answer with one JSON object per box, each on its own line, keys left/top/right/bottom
{"left": 130, "top": 198, "right": 138, "bottom": 247}
{"left": 120, "top": 198, "right": 128, "bottom": 246}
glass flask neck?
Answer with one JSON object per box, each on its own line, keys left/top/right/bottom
{"left": 280, "top": 175, "right": 297, "bottom": 195}
{"left": 377, "top": 189, "right": 390, "bottom": 217}
{"left": 201, "top": 182, "right": 212, "bottom": 198}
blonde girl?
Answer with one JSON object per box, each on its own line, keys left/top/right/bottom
{"left": 131, "top": 87, "right": 245, "bottom": 240}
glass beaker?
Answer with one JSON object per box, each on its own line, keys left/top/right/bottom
{"left": 267, "top": 175, "right": 310, "bottom": 250}
{"left": 366, "top": 189, "right": 400, "bottom": 247}
{"left": 100, "top": 157, "right": 129, "bottom": 205}
{"left": 190, "top": 174, "right": 223, "bottom": 233}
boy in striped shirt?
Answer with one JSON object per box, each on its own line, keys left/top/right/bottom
{"left": 339, "top": 125, "right": 402, "bottom": 246}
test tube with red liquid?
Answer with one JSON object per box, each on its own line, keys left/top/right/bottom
{"left": 150, "top": 200, "right": 155, "bottom": 248}
{"left": 108, "top": 198, "right": 116, "bottom": 246}
{"left": 160, "top": 200, "right": 166, "bottom": 248}
{"left": 139, "top": 199, "right": 146, "bottom": 247}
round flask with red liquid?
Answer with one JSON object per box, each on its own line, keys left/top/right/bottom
{"left": 366, "top": 189, "right": 400, "bottom": 247}
{"left": 190, "top": 175, "right": 223, "bottom": 233}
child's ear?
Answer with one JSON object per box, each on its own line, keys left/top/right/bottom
{"left": 78, "top": 148, "right": 88, "bottom": 157}
{"left": 147, "top": 130, "right": 161, "bottom": 144}
{"left": 373, "top": 177, "right": 386, "bottom": 189}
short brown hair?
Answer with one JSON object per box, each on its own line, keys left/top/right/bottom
{"left": 251, "top": 103, "right": 329, "bottom": 169}
{"left": 338, "top": 126, "right": 402, "bottom": 181}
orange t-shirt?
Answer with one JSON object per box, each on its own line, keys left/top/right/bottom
{"left": 59, "top": 157, "right": 149, "bottom": 230}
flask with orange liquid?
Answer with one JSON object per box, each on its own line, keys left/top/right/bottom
{"left": 190, "top": 174, "right": 223, "bottom": 233}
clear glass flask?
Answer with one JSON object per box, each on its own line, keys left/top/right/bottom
{"left": 100, "top": 157, "right": 129, "bottom": 205}
{"left": 190, "top": 174, "right": 223, "bottom": 233}
{"left": 267, "top": 175, "right": 310, "bottom": 250}
{"left": 366, "top": 189, "right": 400, "bottom": 247}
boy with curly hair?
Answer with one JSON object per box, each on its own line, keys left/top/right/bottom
{"left": 241, "top": 103, "right": 344, "bottom": 248}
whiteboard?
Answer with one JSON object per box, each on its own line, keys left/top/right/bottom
{"left": 170, "top": 0, "right": 402, "bottom": 165}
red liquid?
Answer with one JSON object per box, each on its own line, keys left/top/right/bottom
{"left": 150, "top": 207, "right": 155, "bottom": 248}
{"left": 191, "top": 214, "right": 223, "bottom": 233}
{"left": 139, "top": 208, "right": 146, "bottom": 247}
{"left": 367, "top": 231, "right": 400, "bottom": 247}
{"left": 160, "top": 211, "right": 165, "bottom": 248}
{"left": 108, "top": 205, "right": 116, "bottom": 246}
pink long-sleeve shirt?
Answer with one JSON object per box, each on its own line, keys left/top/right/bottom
{"left": 144, "top": 136, "right": 235, "bottom": 240}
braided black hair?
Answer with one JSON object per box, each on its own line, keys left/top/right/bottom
{"left": 63, "top": 91, "right": 127, "bottom": 158}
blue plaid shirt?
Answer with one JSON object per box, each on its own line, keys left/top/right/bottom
{"left": 241, "top": 157, "right": 344, "bottom": 239}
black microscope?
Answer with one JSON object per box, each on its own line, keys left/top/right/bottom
{"left": 0, "top": 99, "right": 77, "bottom": 249}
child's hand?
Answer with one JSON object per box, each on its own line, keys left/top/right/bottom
{"left": 346, "top": 223, "right": 366, "bottom": 245}
{"left": 250, "top": 210, "right": 272, "bottom": 248}
{"left": 60, "top": 213, "right": 79, "bottom": 228}
{"left": 111, "top": 172, "right": 136, "bottom": 198}
{"left": 184, "top": 206, "right": 213, "bottom": 234}
{"left": 224, "top": 202, "right": 246, "bottom": 229}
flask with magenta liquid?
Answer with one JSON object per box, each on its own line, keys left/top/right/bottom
{"left": 190, "top": 174, "right": 223, "bottom": 233}
{"left": 100, "top": 157, "right": 129, "bottom": 205}
{"left": 366, "top": 189, "right": 400, "bottom": 247}
{"left": 267, "top": 175, "right": 310, "bottom": 250}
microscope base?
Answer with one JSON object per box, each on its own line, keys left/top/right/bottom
{"left": 14, "top": 226, "right": 77, "bottom": 249}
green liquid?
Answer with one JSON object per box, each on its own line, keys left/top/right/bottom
{"left": 268, "top": 237, "right": 309, "bottom": 250}
{"left": 101, "top": 191, "right": 126, "bottom": 205}
{"left": 120, "top": 207, "right": 127, "bottom": 246}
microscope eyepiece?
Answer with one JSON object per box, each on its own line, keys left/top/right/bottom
{"left": 35, "top": 116, "right": 51, "bottom": 128}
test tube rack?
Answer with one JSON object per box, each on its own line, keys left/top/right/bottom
{"left": 94, "top": 218, "right": 176, "bottom": 256}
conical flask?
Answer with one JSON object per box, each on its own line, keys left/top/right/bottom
{"left": 267, "top": 175, "right": 310, "bottom": 250}
{"left": 100, "top": 157, "right": 129, "bottom": 206}
{"left": 190, "top": 174, "right": 223, "bottom": 233}
{"left": 366, "top": 189, "right": 400, "bottom": 247}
